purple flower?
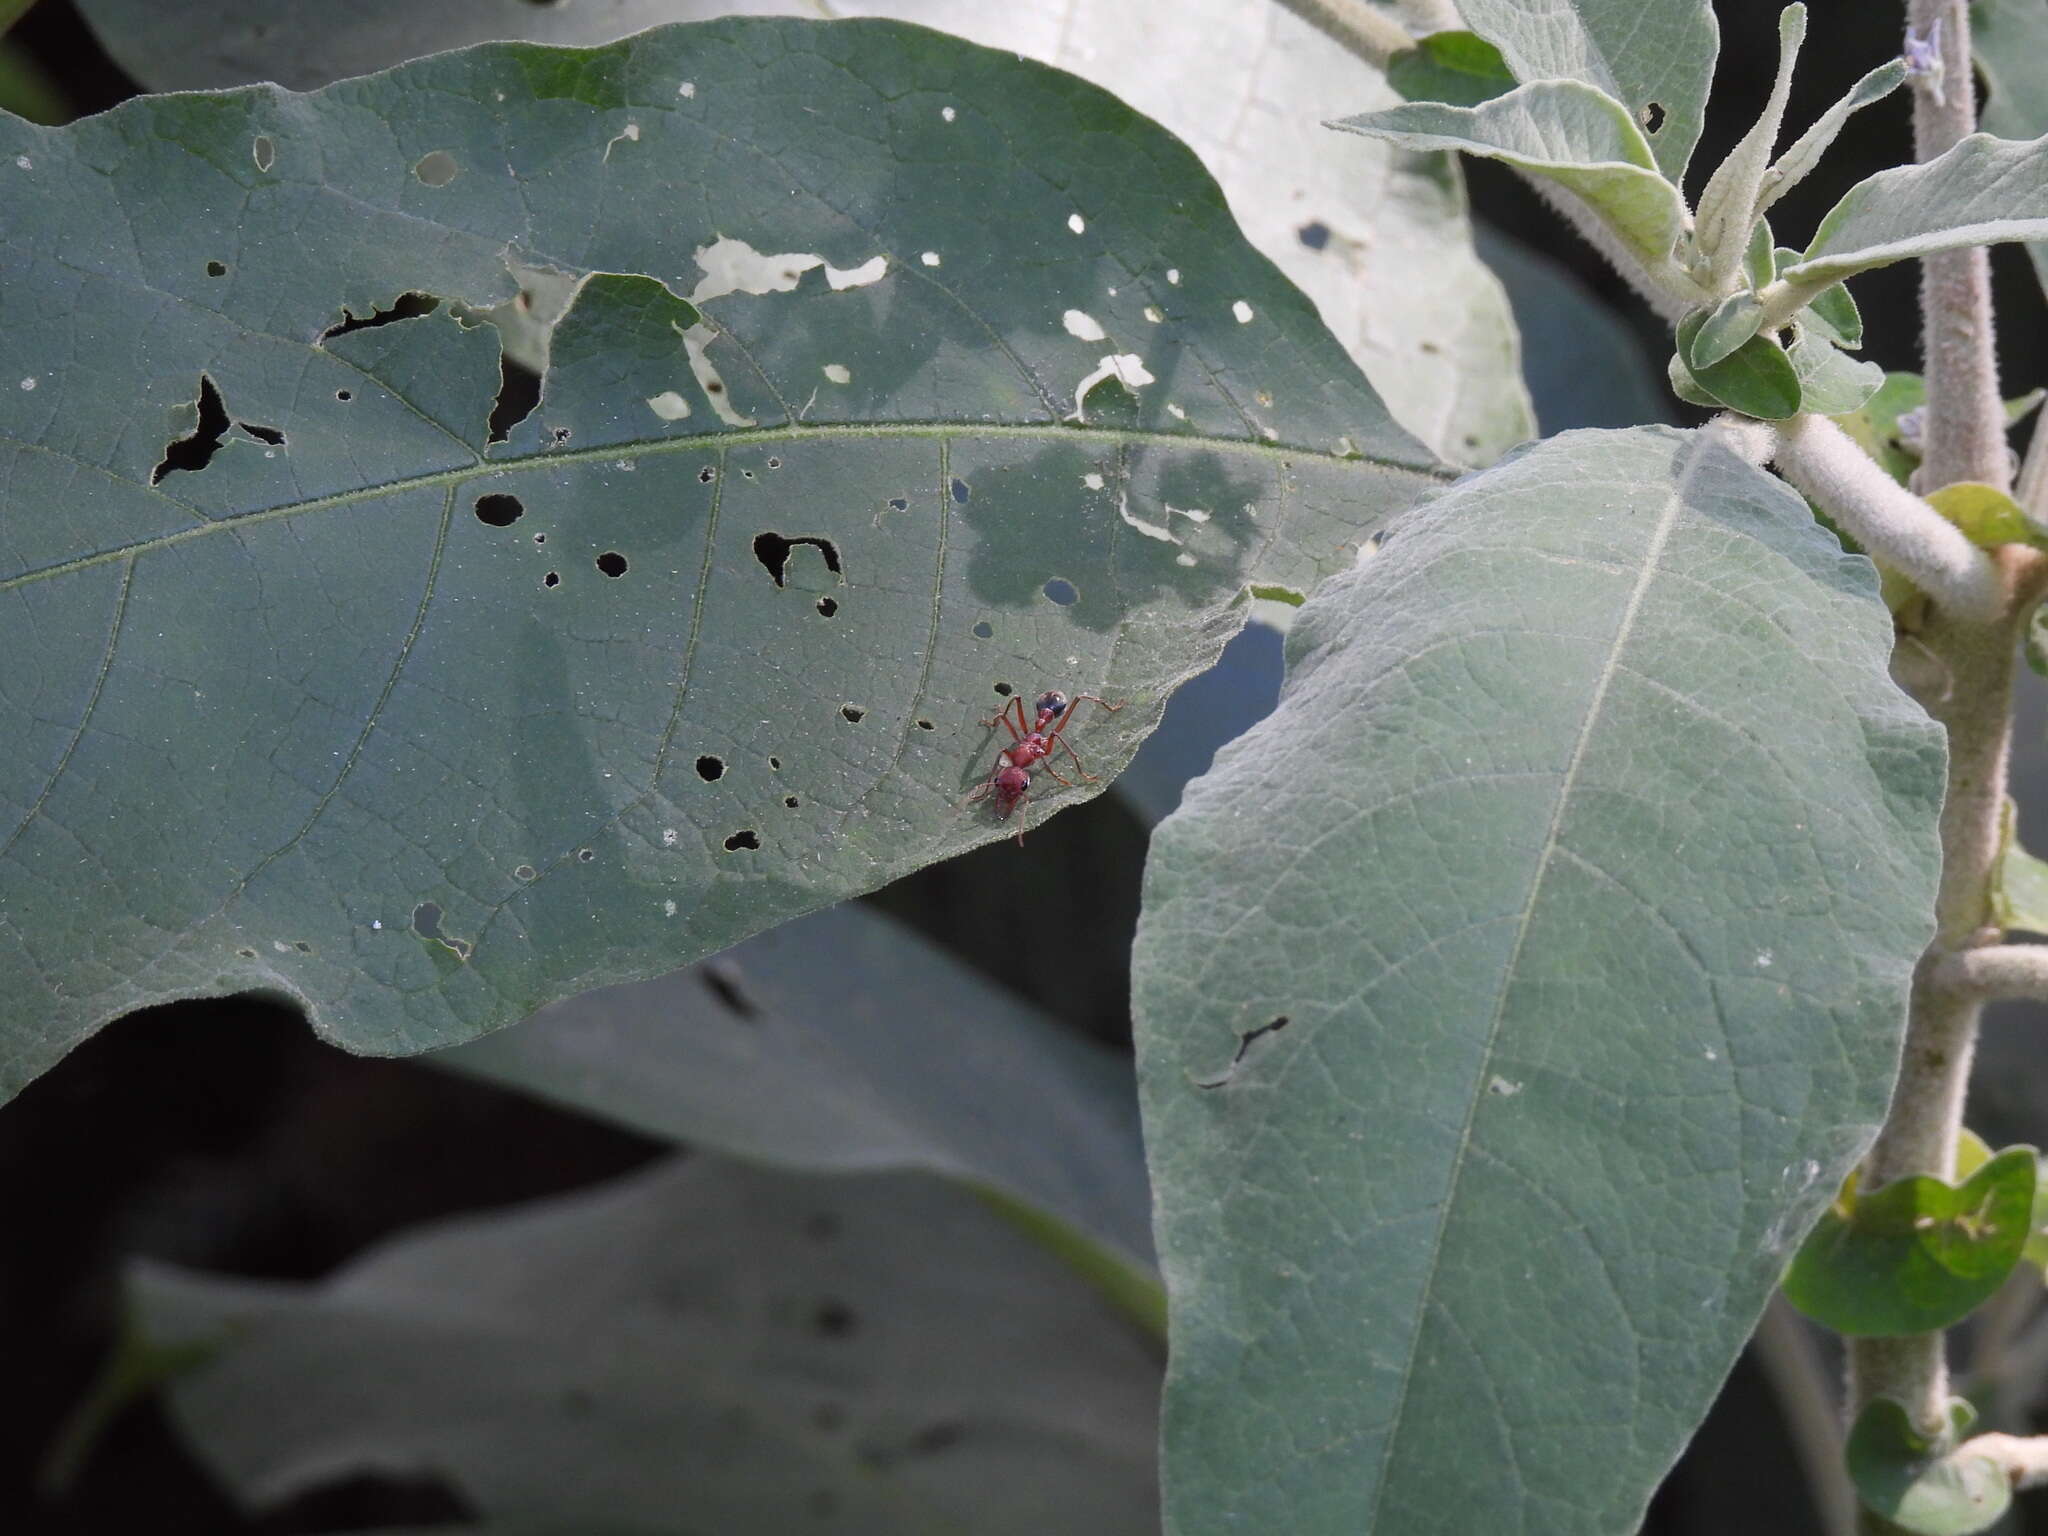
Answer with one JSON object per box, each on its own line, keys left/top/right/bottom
{"left": 1904, "top": 17, "right": 1946, "bottom": 105}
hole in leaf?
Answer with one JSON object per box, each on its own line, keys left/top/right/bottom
{"left": 1297, "top": 220, "right": 1331, "bottom": 250}
{"left": 551, "top": 426, "right": 572, "bottom": 445}
{"left": 252, "top": 135, "right": 275, "bottom": 172}
{"left": 768, "top": 756, "right": 782, "bottom": 771}
{"left": 950, "top": 477, "right": 970, "bottom": 504}
{"left": 815, "top": 596, "right": 838, "bottom": 618}
{"left": 1642, "top": 101, "right": 1665, "bottom": 134}
{"left": 751, "top": 531, "right": 843, "bottom": 588}
{"left": 916, "top": 718, "right": 934, "bottom": 731}
{"left": 543, "top": 571, "right": 560, "bottom": 588}
{"left": 1194, "top": 1015, "right": 1291, "bottom": 1089}
{"left": 239, "top": 420, "right": 285, "bottom": 446}
{"left": 151, "top": 375, "right": 231, "bottom": 483}
{"left": 840, "top": 705, "right": 866, "bottom": 724}
{"left": 701, "top": 961, "right": 760, "bottom": 1018}
{"left": 293, "top": 940, "right": 311, "bottom": 953}
{"left": 410, "top": 901, "right": 472, "bottom": 959}
{"left": 887, "top": 497, "right": 908, "bottom": 513}
{"left": 532, "top": 532, "right": 546, "bottom": 545}
{"left": 812, "top": 1300, "right": 857, "bottom": 1338}
{"left": 696, "top": 755, "right": 725, "bottom": 782}
{"left": 320, "top": 291, "right": 438, "bottom": 340}
{"left": 335, "top": 389, "right": 353, "bottom": 402}
{"left": 413, "top": 150, "right": 460, "bottom": 186}
{"left": 596, "top": 550, "right": 628, "bottom": 578}
{"left": 489, "top": 356, "right": 541, "bottom": 442}
{"left": 783, "top": 794, "right": 799, "bottom": 809}
{"left": 767, "top": 456, "right": 782, "bottom": 469}
{"left": 206, "top": 259, "right": 228, "bottom": 277}
{"left": 972, "top": 621, "right": 994, "bottom": 640}
{"left": 724, "top": 829, "right": 761, "bottom": 851}
{"left": 699, "top": 465, "right": 717, "bottom": 484}
{"left": 513, "top": 864, "right": 537, "bottom": 881}
{"left": 577, "top": 848, "right": 595, "bottom": 863}
{"left": 1042, "top": 578, "right": 1078, "bottom": 606}
{"left": 992, "top": 682, "right": 1013, "bottom": 697}
{"left": 474, "top": 492, "right": 523, "bottom": 527}
{"left": 237, "top": 947, "right": 257, "bottom": 959}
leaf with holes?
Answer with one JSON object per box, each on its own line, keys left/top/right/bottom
{"left": 133, "top": 1156, "right": 1162, "bottom": 1534}
{"left": 1337, "top": 83, "right": 1691, "bottom": 286}
{"left": 68, "top": 0, "right": 1536, "bottom": 468}
{"left": 1451, "top": 0, "right": 1719, "bottom": 181}
{"left": 0, "top": 18, "right": 1444, "bottom": 1098}
{"left": 1133, "top": 426, "right": 1943, "bottom": 1534}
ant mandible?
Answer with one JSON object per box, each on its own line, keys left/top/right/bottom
{"left": 966, "top": 688, "right": 1125, "bottom": 843}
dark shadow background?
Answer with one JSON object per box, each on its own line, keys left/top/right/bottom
{"left": 5, "top": 2, "right": 2048, "bottom": 1531}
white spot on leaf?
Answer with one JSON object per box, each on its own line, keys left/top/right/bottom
{"left": 13, "top": 155, "right": 29, "bottom": 170}
{"left": 1082, "top": 472, "right": 1105, "bottom": 490}
{"left": 1068, "top": 212, "right": 1086, "bottom": 235}
{"left": 18, "top": 377, "right": 35, "bottom": 391}
{"left": 827, "top": 255, "right": 889, "bottom": 290}
{"left": 1487, "top": 1076, "right": 1523, "bottom": 1097}
{"left": 679, "top": 81, "right": 696, "bottom": 98}
{"left": 822, "top": 363, "right": 852, "bottom": 384}
{"left": 664, "top": 899, "right": 678, "bottom": 917}
{"left": 1166, "top": 268, "right": 1181, "bottom": 285}
{"left": 662, "top": 828, "right": 679, "bottom": 847}
{"left": 920, "top": 251, "right": 941, "bottom": 267}
{"left": 1062, "top": 309, "right": 1107, "bottom": 342}
{"left": 646, "top": 390, "right": 691, "bottom": 421}
{"left": 942, "top": 105, "right": 956, "bottom": 122}
{"left": 1118, "top": 491, "right": 1180, "bottom": 544}
{"left": 1143, "top": 306, "right": 1163, "bottom": 324}
{"left": 1232, "top": 299, "right": 1255, "bottom": 324}
{"left": 1175, "top": 552, "right": 1198, "bottom": 567}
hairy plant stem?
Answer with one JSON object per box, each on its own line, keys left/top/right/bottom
{"left": 1843, "top": 10, "right": 2024, "bottom": 1526}
{"left": 1267, "top": 0, "right": 1414, "bottom": 68}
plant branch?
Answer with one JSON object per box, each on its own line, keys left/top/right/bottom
{"left": 1844, "top": 17, "right": 2022, "bottom": 1505}
{"left": 1268, "top": 0, "right": 1415, "bottom": 69}
{"left": 1771, "top": 414, "right": 2001, "bottom": 621}
{"left": 1928, "top": 943, "right": 2048, "bottom": 1002}
{"left": 1957, "top": 1432, "right": 2048, "bottom": 1488}
{"left": 1909, "top": 0, "right": 2009, "bottom": 493}
{"left": 1393, "top": 0, "right": 1462, "bottom": 32}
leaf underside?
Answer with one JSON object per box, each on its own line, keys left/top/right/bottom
{"left": 0, "top": 18, "right": 1442, "bottom": 1096}
{"left": 1133, "top": 426, "right": 1943, "bottom": 1534}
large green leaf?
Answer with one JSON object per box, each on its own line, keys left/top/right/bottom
{"left": 1132, "top": 426, "right": 1944, "bottom": 1534}
{"left": 1336, "top": 82, "right": 1692, "bottom": 284}
{"left": 1785, "top": 131, "right": 2048, "bottom": 291}
{"left": 1452, "top": 0, "right": 1718, "bottom": 181}
{"left": 1976, "top": 0, "right": 2048, "bottom": 302}
{"left": 69, "top": 0, "right": 1537, "bottom": 466}
{"left": 135, "top": 1157, "right": 1162, "bottom": 1533}
{"left": 0, "top": 19, "right": 1444, "bottom": 1099}
{"left": 435, "top": 901, "right": 1158, "bottom": 1320}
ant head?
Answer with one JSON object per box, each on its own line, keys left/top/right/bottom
{"left": 997, "top": 764, "right": 1032, "bottom": 794}
{"left": 1033, "top": 690, "right": 1069, "bottom": 719}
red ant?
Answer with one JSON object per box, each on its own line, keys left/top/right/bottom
{"left": 966, "top": 688, "right": 1124, "bottom": 842}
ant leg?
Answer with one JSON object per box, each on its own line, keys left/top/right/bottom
{"left": 979, "top": 694, "right": 1028, "bottom": 741}
{"left": 1045, "top": 693, "right": 1125, "bottom": 747}
{"left": 1041, "top": 760, "right": 1078, "bottom": 787}
{"left": 1055, "top": 735, "right": 1099, "bottom": 782}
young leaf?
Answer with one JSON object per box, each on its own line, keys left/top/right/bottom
{"left": 1743, "top": 217, "right": 1777, "bottom": 290}
{"left": 1925, "top": 483, "right": 2037, "bottom": 548}
{"left": 1691, "top": 4, "right": 1804, "bottom": 289}
{"left": 1975, "top": 0, "right": 2048, "bottom": 301}
{"left": 1801, "top": 279, "right": 1865, "bottom": 349}
{"left": 1672, "top": 313, "right": 1804, "bottom": 418}
{"left": 67, "top": 0, "right": 1540, "bottom": 467}
{"left": 1781, "top": 1148, "right": 2036, "bottom": 1335}
{"left": 1452, "top": 0, "right": 1720, "bottom": 181}
{"left": 0, "top": 20, "right": 1448, "bottom": 1101}
{"left": 1133, "top": 427, "right": 1942, "bottom": 1533}
{"left": 1847, "top": 1398, "right": 2010, "bottom": 1536}
{"left": 1686, "top": 291, "right": 1766, "bottom": 369}
{"left": 1336, "top": 82, "right": 1691, "bottom": 281}
{"left": 1784, "top": 131, "right": 2048, "bottom": 292}
{"left": 1788, "top": 333, "right": 1884, "bottom": 417}
{"left": 1386, "top": 30, "right": 1517, "bottom": 108}
{"left": 1757, "top": 58, "right": 1909, "bottom": 217}
{"left": 134, "top": 1158, "right": 1163, "bottom": 1534}
{"left": 1994, "top": 803, "right": 2048, "bottom": 935}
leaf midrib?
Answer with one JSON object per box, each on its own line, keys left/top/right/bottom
{"left": 0, "top": 417, "right": 1443, "bottom": 595}
{"left": 1365, "top": 432, "right": 1706, "bottom": 1526}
